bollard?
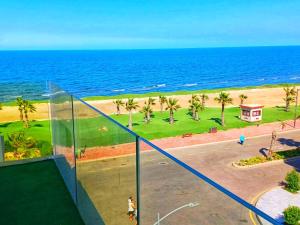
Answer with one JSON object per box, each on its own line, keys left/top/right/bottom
{"left": 0, "top": 136, "right": 4, "bottom": 162}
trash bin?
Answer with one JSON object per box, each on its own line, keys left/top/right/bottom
{"left": 209, "top": 127, "right": 217, "bottom": 133}
{"left": 0, "top": 135, "right": 4, "bottom": 162}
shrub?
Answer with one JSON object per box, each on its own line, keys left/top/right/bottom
{"left": 284, "top": 206, "right": 300, "bottom": 225}
{"left": 285, "top": 170, "right": 300, "bottom": 193}
{"left": 236, "top": 149, "right": 300, "bottom": 166}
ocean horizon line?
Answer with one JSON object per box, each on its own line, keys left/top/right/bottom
{"left": 1, "top": 44, "right": 300, "bottom": 52}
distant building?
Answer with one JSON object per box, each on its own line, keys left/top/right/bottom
{"left": 240, "top": 104, "right": 264, "bottom": 122}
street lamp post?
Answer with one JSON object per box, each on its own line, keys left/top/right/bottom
{"left": 153, "top": 202, "right": 199, "bottom": 225}
{"left": 294, "top": 89, "right": 300, "bottom": 128}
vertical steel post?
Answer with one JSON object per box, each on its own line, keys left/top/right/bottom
{"left": 71, "top": 95, "right": 78, "bottom": 204}
{"left": 0, "top": 136, "right": 4, "bottom": 162}
{"left": 136, "top": 135, "right": 141, "bottom": 224}
{"left": 294, "top": 89, "right": 299, "bottom": 128}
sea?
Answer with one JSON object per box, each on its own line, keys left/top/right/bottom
{"left": 0, "top": 46, "right": 300, "bottom": 102}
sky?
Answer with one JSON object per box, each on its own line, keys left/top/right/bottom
{"left": 0, "top": 0, "right": 300, "bottom": 50}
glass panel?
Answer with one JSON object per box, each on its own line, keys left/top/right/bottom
{"left": 139, "top": 139, "right": 279, "bottom": 225}
{"left": 49, "top": 82, "right": 76, "bottom": 202}
{"left": 73, "top": 97, "right": 137, "bottom": 225}
{"left": 0, "top": 81, "right": 51, "bottom": 164}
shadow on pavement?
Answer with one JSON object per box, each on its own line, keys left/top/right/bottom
{"left": 277, "top": 138, "right": 300, "bottom": 148}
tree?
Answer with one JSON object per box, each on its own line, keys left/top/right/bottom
{"left": 113, "top": 99, "right": 124, "bottom": 115}
{"left": 140, "top": 97, "right": 156, "bottom": 123}
{"left": 239, "top": 94, "right": 248, "bottom": 105}
{"left": 22, "top": 100, "right": 36, "bottom": 128}
{"left": 193, "top": 101, "right": 204, "bottom": 121}
{"left": 200, "top": 94, "right": 209, "bottom": 108}
{"left": 0, "top": 102, "right": 2, "bottom": 110}
{"left": 16, "top": 97, "right": 24, "bottom": 122}
{"left": 268, "top": 130, "right": 277, "bottom": 159}
{"left": 283, "top": 86, "right": 296, "bottom": 112}
{"left": 140, "top": 104, "right": 153, "bottom": 123}
{"left": 166, "top": 98, "right": 180, "bottom": 124}
{"left": 125, "top": 98, "right": 139, "bottom": 129}
{"left": 214, "top": 92, "right": 233, "bottom": 126}
{"left": 188, "top": 94, "right": 200, "bottom": 119}
{"left": 158, "top": 95, "right": 167, "bottom": 113}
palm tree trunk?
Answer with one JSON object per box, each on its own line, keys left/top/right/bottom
{"left": 128, "top": 111, "right": 132, "bottom": 129}
{"left": 170, "top": 110, "right": 174, "bottom": 124}
{"left": 195, "top": 111, "right": 199, "bottom": 121}
{"left": 202, "top": 100, "right": 205, "bottom": 108}
{"left": 19, "top": 110, "right": 24, "bottom": 122}
{"left": 192, "top": 108, "right": 195, "bottom": 119}
{"left": 147, "top": 111, "right": 151, "bottom": 122}
{"left": 241, "top": 99, "right": 244, "bottom": 105}
{"left": 25, "top": 113, "right": 29, "bottom": 128}
{"left": 286, "top": 101, "right": 289, "bottom": 112}
{"left": 160, "top": 103, "right": 163, "bottom": 113}
{"left": 221, "top": 104, "right": 225, "bottom": 126}
{"left": 117, "top": 106, "right": 120, "bottom": 115}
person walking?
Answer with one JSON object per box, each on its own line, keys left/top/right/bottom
{"left": 128, "top": 197, "right": 135, "bottom": 221}
{"left": 239, "top": 135, "right": 245, "bottom": 145}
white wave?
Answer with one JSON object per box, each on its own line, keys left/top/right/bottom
{"left": 156, "top": 84, "right": 166, "bottom": 88}
{"left": 183, "top": 83, "right": 198, "bottom": 87}
{"left": 112, "top": 89, "right": 125, "bottom": 92}
{"left": 290, "top": 76, "right": 300, "bottom": 80}
{"left": 257, "top": 78, "right": 265, "bottom": 81}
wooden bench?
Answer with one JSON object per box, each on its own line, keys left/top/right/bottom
{"left": 182, "top": 133, "right": 192, "bottom": 138}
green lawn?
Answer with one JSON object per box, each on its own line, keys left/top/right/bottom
{"left": 112, "top": 106, "right": 297, "bottom": 139}
{"left": 0, "top": 106, "right": 298, "bottom": 152}
{"left": 0, "top": 160, "right": 84, "bottom": 225}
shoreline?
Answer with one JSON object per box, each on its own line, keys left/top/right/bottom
{"left": 1, "top": 83, "right": 300, "bottom": 123}
{"left": 1, "top": 82, "right": 300, "bottom": 106}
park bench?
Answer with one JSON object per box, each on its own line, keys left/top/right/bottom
{"left": 182, "top": 133, "right": 192, "bottom": 138}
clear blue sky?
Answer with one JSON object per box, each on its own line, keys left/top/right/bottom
{"left": 1, "top": 0, "right": 300, "bottom": 50}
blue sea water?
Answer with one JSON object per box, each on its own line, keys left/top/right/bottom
{"left": 0, "top": 46, "right": 300, "bottom": 102}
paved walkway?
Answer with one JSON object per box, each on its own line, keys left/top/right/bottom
{"left": 152, "top": 120, "right": 300, "bottom": 150}
{"left": 256, "top": 187, "right": 300, "bottom": 224}
{"left": 80, "top": 120, "right": 300, "bottom": 161}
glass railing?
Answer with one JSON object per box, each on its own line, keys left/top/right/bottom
{"left": 48, "top": 82, "right": 281, "bottom": 225}
{"left": 73, "top": 97, "right": 137, "bottom": 225}
{"left": 0, "top": 81, "right": 51, "bottom": 165}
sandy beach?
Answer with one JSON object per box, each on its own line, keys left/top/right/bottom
{"left": 0, "top": 86, "right": 298, "bottom": 123}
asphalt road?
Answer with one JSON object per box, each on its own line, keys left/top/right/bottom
{"left": 75, "top": 130, "right": 300, "bottom": 225}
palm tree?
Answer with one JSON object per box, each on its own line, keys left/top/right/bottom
{"left": 283, "top": 86, "right": 296, "bottom": 112}
{"left": 188, "top": 94, "right": 200, "bottom": 119}
{"left": 158, "top": 95, "right": 167, "bottom": 113}
{"left": 140, "top": 104, "right": 153, "bottom": 123}
{"left": 166, "top": 98, "right": 180, "bottom": 124}
{"left": 193, "top": 101, "right": 204, "bottom": 121}
{"left": 125, "top": 98, "right": 139, "bottom": 129}
{"left": 140, "top": 97, "right": 156, "bottom": 123}
{"left": 113, "top": 99, "right": 124, "bottom": 115}
{"left": 239, "top": 94, "right": 248, "bottom": 105}
{"left": 16, "top": 97, "right": 24, "bottom": 122}
{"left": 0, "top": 102, "right": 2, "bottom": 110}
{"left": 200, "top": 94, "right": 209, "bottom": 108}
{"left": 214, "top": 92, "right": 233, "bottom": 126}
{"left": 22, "top": 100, "right": 36, "bottom": 128}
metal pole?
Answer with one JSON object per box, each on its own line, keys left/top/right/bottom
{"left": 136, "top": 135, "right": 141, "bottom": 225}
{"left": 71, "top": 95, "right": 78, "bottom": 204}
{"left": 0, "top": 136, "right": 4, "bottom": 162}
{"left": 157, "top": 212, "right": 160, "bottom": 225}
{"left": 294, "top": 89, "right": 299, "bottom": 128}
